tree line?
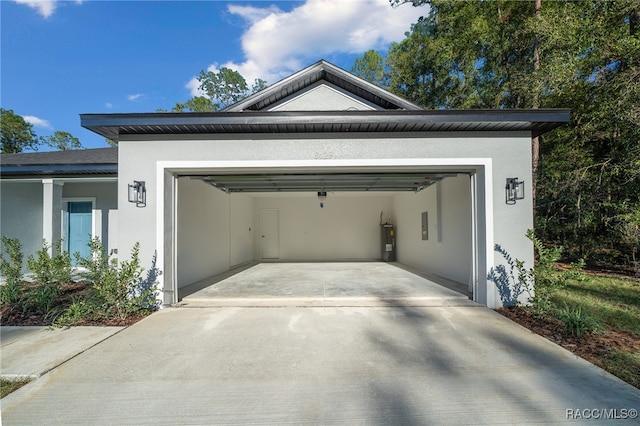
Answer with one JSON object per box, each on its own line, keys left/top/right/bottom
{"left": 3, "top": 0, "right": 638, "bottom": 271}
{"left": 353, "top": 0, "right": 639, "bottom": 271}
{"left": 1, "top": 108, "right": 83, "bottom": 153}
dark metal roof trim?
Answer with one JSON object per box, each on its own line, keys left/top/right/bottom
{"left": 0, "top": 147, "right": 119, "bottom": 178}
{"left": 0, "top": 147, "right": 118, "bottom": 166}
{"left": 81, "top": 109, "right": 570, "bottom": 141}
{"left": 1, "top": 164, "right": 118, "bottom": 177}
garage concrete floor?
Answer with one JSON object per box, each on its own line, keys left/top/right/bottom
{"left": 180, "top": 262, "right": 474, "bottom": 307}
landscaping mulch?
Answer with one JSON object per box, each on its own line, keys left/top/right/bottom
{"left": 496, "top": 306, "right": 640, "bottom": 376}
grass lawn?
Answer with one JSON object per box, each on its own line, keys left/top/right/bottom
{"left": 1, "top": 378, "right": 31, "bottom": 399}
{"left": 552, "top": 271, "right": 640, "bottom": 388}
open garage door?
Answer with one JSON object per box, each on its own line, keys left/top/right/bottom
{"left": 172, "top": 167, "right": 478, "bottom": 304}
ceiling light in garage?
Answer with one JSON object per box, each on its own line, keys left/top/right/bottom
{"left": 318, "top": 191, "right": 327, "bottom": 208}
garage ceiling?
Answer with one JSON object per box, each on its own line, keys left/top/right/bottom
{"left": 191, "top": 172, "right": 458, "bottom": 193}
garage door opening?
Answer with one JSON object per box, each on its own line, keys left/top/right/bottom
{"left": 173, "top": 169, "right": 477, "bottom": 303}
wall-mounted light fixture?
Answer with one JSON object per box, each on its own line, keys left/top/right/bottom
{"left": 505, "top": 178, "right": 525, "bottom": 205}
{"left": 128, "top": 180, "right": 146, "bottom": 207}
{"left": 318, "top": 191, "right": 327, "bottom": 208}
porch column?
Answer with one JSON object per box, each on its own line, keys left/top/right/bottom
{"left": 42, "top": 179, "right": 64, "bottom": 255}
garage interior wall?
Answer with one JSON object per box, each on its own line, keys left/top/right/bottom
{"left": 176, "top": 174, "right": 471, "bottom": 290}
{"left": 393, "top": 174, "right": 472, "bottom": 285}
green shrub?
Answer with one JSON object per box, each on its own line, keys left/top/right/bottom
{"left": 76, "top": 238, "right": 157, "bottom": 320}
{"left": 491, "top": 230, "right": 585, "bottom": 313}
{"left": 51, "top": 241, "right": 73, "bottom": 283}
{"left": 21, "top": 239, "right": 74, "bottom": 318}
{"left": 0, "top": 236, "right": 24, "bottom": 304}
{"left": 26, "top": 282, "right": 60, "bottom": 318}
{"left": 0, "top": 280, "right": 22, "bottom": 306}
{"left": 27, "top": 240, "right": 73, "bottom": 285}
{"left": 528, "top": 230, "right": 572, "bottom": 313}
{"left": 556, "top": 303, "right": 602, "bottom": 337}
{"left": 54, "top": 297, "right": 95, "bottom": 326}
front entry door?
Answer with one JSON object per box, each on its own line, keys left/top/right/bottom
{"left": 68, "top": 201, "right": 92, "bottom": 259}
{"left": 260, "top": 209, "right": 279, "bottom": 259}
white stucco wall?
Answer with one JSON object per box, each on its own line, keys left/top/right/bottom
{"left": 118, "top": 141, "right": 163, "bottom": 285}
{"left": 253, "top": 193, "right": 393, "bottom": 261}
{"left": 0, "top": 181, "right": 43, "bottom": 264}
{"left": 230, "top": 193, "right": 254, "bottom": 267}
{"left": 119, "top": 131, "right": 535, "bottom": 307}
{"left": 394, "top": 174, "right": 472, "bottom": 285}
{"left": 0, "top": 180, "right": 118, "bottom": 268}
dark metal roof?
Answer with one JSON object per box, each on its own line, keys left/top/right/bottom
{"left": 81, "top": 109, "right": 570, "bottom": 141}
{"left": 0, "top": 147, "right": 118, "bottom": 177}
{"left": 224, "top": 60, "right": 422, "bottom": 112}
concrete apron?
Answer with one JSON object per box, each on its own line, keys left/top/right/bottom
{"left": 179, "top": 262, "right": 477, "bottom": 308}
{"left": 3, "top": 306, "right": 639, "bottom": 425}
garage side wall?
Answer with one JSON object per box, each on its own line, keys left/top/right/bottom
{"left": 394, "top": 174, "right": 472, "bottom": 285}
{"left": 177, "top": 178, "right": 230, "bottom": 288}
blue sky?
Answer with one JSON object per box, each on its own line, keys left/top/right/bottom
{"left": 1, "top": 0, "right": 426, "bottom": 149}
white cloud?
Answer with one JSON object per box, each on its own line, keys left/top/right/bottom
{"left": 14, "top": 0, "right": 56, "bottom": 18}
{"left": 14, "top": 0, "right": 83, "bottom": 18}
{"left": 23, "top": 115, "right": 53, "bottom": 130}
{"left": 186, "top": 78, "right": 203, "bottom": 98}
{"left": 187, "top": 0, "right": 425, "bottom": 95}
{"left": 105, "top": 102, "right": 113, "bottom": 109}
{"left": 127, "top": 93, "right": 145, "bottom": 101}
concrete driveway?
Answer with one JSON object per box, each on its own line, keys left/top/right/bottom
{"left": 2, "top": 263, "right": 639, "bottom": 425}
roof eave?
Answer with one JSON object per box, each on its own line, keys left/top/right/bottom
{"left": 0, "top": 164, "right": 118, "bottom": 177}
{"left": 81, "top": 109, "right": 570, "bottom": 140}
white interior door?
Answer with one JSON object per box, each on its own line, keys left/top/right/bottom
{"left": 260, "top": 209, "right": 279, "bottom": 259}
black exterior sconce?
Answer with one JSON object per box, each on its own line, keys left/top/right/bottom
{"left": 128, "top": 180, "right": 146, "bottom": 207}
{"left": 505, "top": 178, "right": 525, "bottom": 205}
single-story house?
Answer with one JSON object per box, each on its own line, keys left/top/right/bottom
{"left": 1, "top": 60, "right": 569, "bottom": 308}
{"left": 1, "top": 148, "right": 118, "bottom": 260}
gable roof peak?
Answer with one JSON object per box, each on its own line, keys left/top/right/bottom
{"left": 224, "top": 59, "right": 422, "bottom": 112}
